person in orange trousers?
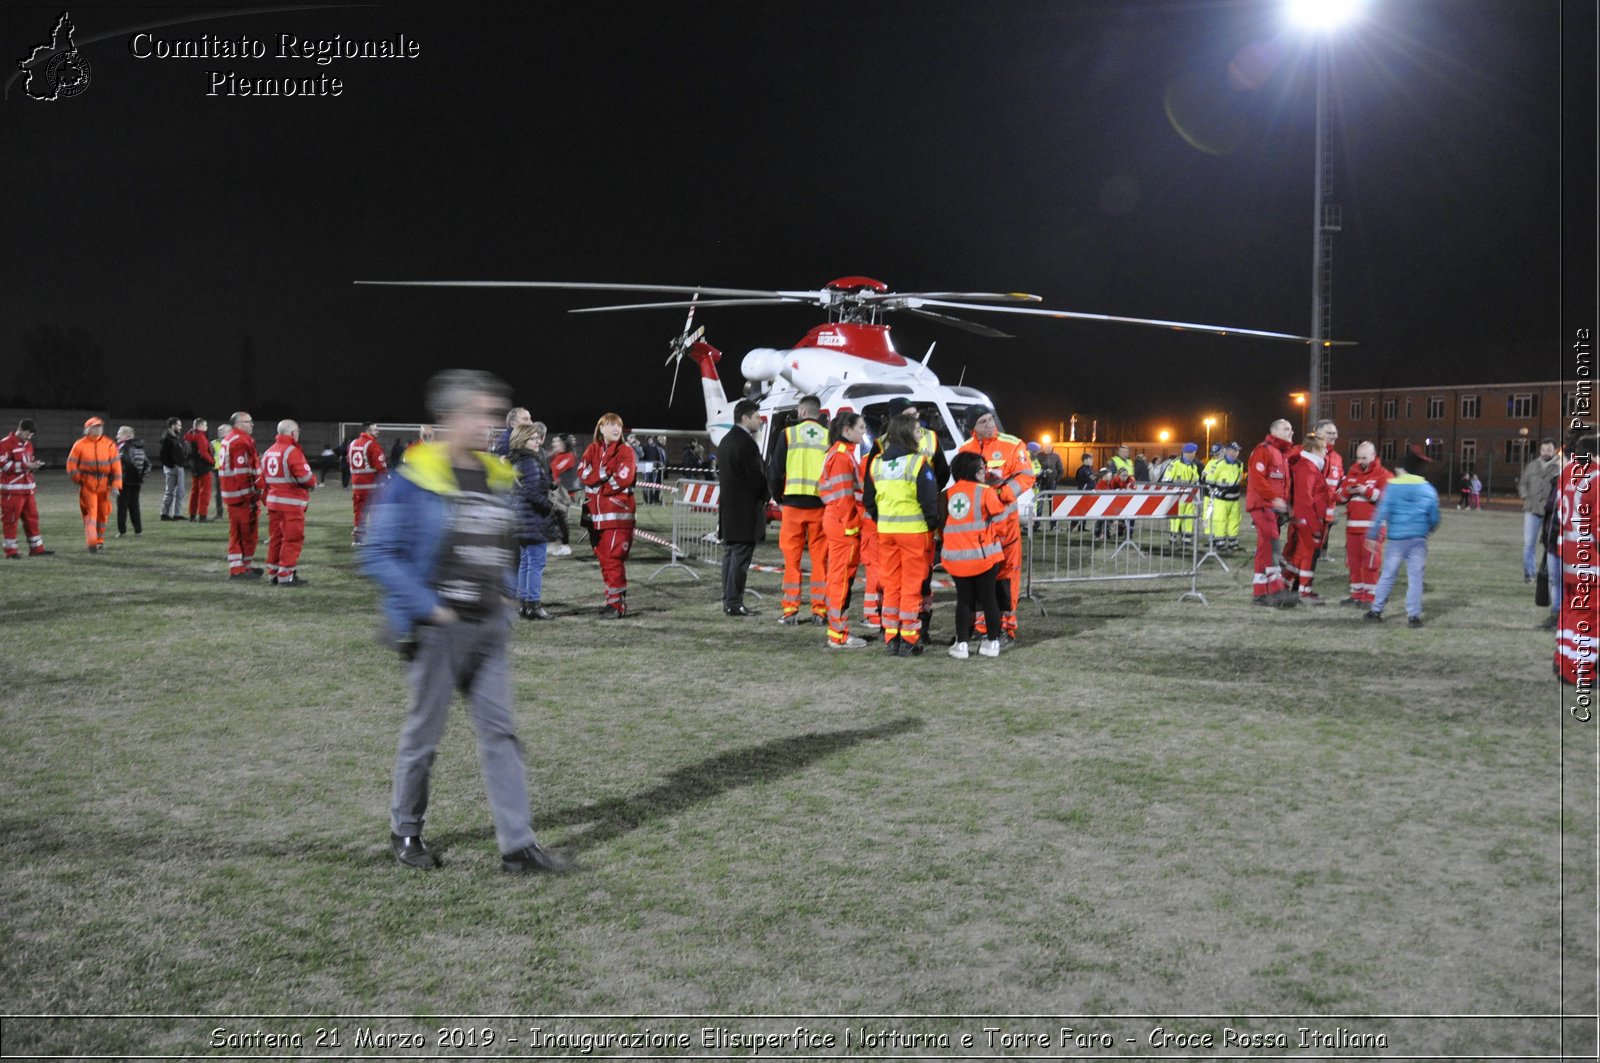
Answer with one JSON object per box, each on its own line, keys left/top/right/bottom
{"left": 863, "top": 411, "right": 941, "bottom": 657}
{"left": 767, "top": 395, "right": 830, "bottom": 624}
{"left": 67, "top": 417, "right": 122, "bottom": 552}
{"left": 818, "top": 411, "right": 869, "bottom": 649}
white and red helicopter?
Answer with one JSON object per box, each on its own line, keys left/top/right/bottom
{"left": 354, "top": 275, "right": 1325, "bottom": 459}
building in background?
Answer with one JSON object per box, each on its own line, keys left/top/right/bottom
{"left": 1323, "top": 380, "right": 1566, "bottom": 497}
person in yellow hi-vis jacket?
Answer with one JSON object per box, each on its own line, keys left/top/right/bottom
{"left": 67, "top": 417, "right": 122, "bottom": 552}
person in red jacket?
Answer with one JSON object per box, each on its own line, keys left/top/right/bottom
{"left": 1557, "top": 429, "right": 1599, "bottom": 686}
{"left": 579, "top": 412, "right": 636, "bottom": 618}
{"left": 216, "top": 411, "right": 262, "bottom": 579}
{"left": 1282, "top": 430, "right": 1334, "bottom": 603}
{"left": 1335, "top": 441, "right": 1392, "bottom": 606}
{"left": 347, "top": 421, "right": 389, "bottom": 544}
{"left": 818, "top": 411, "right": 868, "bottom": 649}
{"left": 258, "top": 418, "right": 316, "bottom": 586}
{"left": 184, "top": 418, "right": 214, "bottom": 521}
{"left": 1245, "top": 418, "right": 1300, "bottom": 607}
{"left": 1, "top": 419, "right": 52, "bottom": 558}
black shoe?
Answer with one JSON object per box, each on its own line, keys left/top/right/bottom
{"left": 723, "top": 604, "right": 757, "bottom": 617}
{"left": 1364, "top": 609, "right": 1384, "bottom": 622}
{"left": 390, "top": 833, "right": 438, "bottom": 870}
{"left": 1407, "top": 616, "right": 1424, "bottom": 628}
{"left": 501, "top": 842, "right": 575, "bottom": 874}
{"left": 229, "top": 569, "right": 262, "bottom": 581}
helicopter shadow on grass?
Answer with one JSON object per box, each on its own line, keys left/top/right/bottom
{"left": 435, "top": 716, "right": 925, "bottom": 855}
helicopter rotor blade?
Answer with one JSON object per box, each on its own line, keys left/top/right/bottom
{"left": 913, "top": 299, "right": 1334, "bottom": 344}
{"left": 899, "top": 307, "right": 1015, "bottom": 339}
{"left": 570, "top": 298, "right": 808, "bottom": 313}
{"left": 863, "top": 291, "right": 1042, "bottom": 304}
{"left": 354, "top": 280, "right": 795, "bottom": 299}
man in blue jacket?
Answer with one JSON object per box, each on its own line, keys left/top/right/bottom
{"left": 361, "top": 369, "right": 573, "bottom": 875}
{"left": 1364, "top": 445, "right": 1442, "bottom": 627}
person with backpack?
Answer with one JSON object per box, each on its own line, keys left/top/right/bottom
{"left": 115, "top": 426, "right": 151, "bottom": 536}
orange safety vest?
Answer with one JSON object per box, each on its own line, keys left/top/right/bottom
{"left": 940, "top": 480, "right": 1005, "bottom": 576}
{"left": 67, "top": 435, "right": 122, "bottom": 493}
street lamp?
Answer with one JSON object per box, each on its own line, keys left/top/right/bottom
{"left": 1285, "top": 0, "right": 1364, "bottom": 426}
{"left": 1203, "top": 416, "right": 1217, "bottom": 453}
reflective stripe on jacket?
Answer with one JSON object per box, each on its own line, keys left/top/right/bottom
{"left": 941, "top": 480, "right": 1005, "bottom": 576}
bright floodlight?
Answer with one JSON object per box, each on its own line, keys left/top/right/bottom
{"left": 1285, "top": 0, "right": 1364, "bottom": 30}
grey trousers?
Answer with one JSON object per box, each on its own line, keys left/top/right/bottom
{"left": 161, "top": 466, "right": 186, "bottom": 518}
{"left": 390, "top": 613, "right": 538, "bottom": 855}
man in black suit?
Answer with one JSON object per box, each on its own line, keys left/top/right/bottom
{"left": 717, "top": 399, "right": 770, "bottom": 616}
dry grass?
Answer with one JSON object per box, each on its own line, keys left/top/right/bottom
{"left": 0, "top": 477, "right": 1593, "bottom": 1058}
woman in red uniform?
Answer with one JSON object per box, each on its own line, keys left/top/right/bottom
{"left": 579, "top": 413, "right": 637, "bottom": 618}
{"left": 819, "top": 411, "right": 868, "bottom": 649}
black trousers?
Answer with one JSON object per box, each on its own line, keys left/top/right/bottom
{"left": 722, "top": 540, "right": 755, "bottom": 608}
{"left": 116, "top": 484, "right": 143, "bottom": 535}
{"left": 954, "top": 565, "right": 1000, "bottom": 642}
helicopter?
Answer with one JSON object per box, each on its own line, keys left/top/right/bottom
{"left": 353, "top": 275, "right": 1328, "bottom": 461}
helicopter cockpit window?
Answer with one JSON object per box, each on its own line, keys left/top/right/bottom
{"left": 859, "top": 401, "right": 969, "bottom": 451}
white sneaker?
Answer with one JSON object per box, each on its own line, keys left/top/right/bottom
{"left": 979, "top": 639, "right": 1001, "bottom": 658}
{"left": 827, "top": 635, "right": 868, "bottom": 650}
{"left": 948, "top": 641, "right": 969, "bottom": 660}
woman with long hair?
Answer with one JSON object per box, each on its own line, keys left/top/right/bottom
{"left": 578, "top": 413, "right": 637, "bottom": 618}
{"left": 819, "top": 411, "right": 868, "bottom": 649}
{"left": 862, "top": 411, "right": 940, "bottom": 656}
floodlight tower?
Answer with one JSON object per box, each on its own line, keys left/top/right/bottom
{"left": 1285, "top": 0, "right": 1362, "bottom": 423}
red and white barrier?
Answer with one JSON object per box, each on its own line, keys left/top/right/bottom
{"left": 1048, "top": 488, "right": 1200, "bottom": 520}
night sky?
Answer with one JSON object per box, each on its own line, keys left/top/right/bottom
{"left": 3, "top": 0, "right": 1593, "bottom": 443}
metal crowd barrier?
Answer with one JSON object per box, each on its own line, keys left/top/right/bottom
{"left": 649, "top": 478, "right": 721, "bottom": 581}
{"left": 1023, "top": 486, "right": 1213, "bottom": 608}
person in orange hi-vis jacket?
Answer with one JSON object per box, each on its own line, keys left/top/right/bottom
{"left": 818, "top": 410, "right": 869, "bottom": 649}
{"left": 258, "top": 418, "right": 317, "bottom": 586}
{"left": 67, "top": 417, "right": 121, "bottom": 552}
{"left": 956, "top": 406, "right": 1034, "bottom": 642}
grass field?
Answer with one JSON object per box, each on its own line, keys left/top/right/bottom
{"left": 1, "top": 475, "right": 1595, "bottom": 1059}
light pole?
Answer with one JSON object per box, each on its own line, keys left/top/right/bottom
{"left": 1286, "top": 0, "right": 1363, "bottom": 423}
